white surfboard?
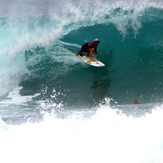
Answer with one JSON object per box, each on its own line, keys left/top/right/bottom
{"left": 79, "top": 55, "right": 105, "bottom": 67}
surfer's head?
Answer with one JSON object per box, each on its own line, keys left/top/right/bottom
{"left": 94, "top": 38, "right": 100, "bottom": 46}
{"left": 94, "top": 38, "right": 100, "bottom": 43}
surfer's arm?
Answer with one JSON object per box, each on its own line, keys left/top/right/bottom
{"left": 76, "top": 50, "right": 81, "bottom": 56}
{"left": 94, "top": 47, "right": 97, "bottom": 53}
{"left": 94, "top": 47, "right": 101, "bottom": 54}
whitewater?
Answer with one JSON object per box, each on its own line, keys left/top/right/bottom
{"left": 0, "top": 0, "right": 163, "bottom": 162}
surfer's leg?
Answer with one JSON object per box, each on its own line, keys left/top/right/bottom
{"left": 89, "top": 49, "right": 97, "bottom": 62}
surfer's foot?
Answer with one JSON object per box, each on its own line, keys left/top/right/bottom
{"left": 90, "top": 59, "right": 97, "bottom": 62}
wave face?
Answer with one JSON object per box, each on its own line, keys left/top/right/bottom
{"left": 0, "top": 0, "right": 163, "bottom": 107}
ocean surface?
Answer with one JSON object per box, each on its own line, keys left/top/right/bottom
{"left": 0, "top": 0, "right": 163, "bottom": 162}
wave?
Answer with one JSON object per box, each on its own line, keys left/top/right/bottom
{"left": 0, "top": 0, "right": 162, "bottom": 106}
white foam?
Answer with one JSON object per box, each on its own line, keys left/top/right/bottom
{"left": 0, "top": 86, "right": 34, "bottom": 105}
{"left": 0, "top": 104, "right": 163, "bottom": 163}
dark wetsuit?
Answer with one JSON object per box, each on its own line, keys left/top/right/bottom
{"left": 79, "top": 42, "right": 98, "bottom": 56}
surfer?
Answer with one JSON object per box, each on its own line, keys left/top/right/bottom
{"left": 76, "top": 39, "right": 101, "bottom": 61}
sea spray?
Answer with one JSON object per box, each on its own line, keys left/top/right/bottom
{"left": 0, "top": 104, "right": 163, "bottom": 163}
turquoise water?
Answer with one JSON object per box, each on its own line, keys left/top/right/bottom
{"left": 0, "top": 0, "right": 163, "bottom": 162}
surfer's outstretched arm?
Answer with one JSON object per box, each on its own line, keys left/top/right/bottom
{"left": 76, "top": 52, "right": 80, "bottom": 56}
